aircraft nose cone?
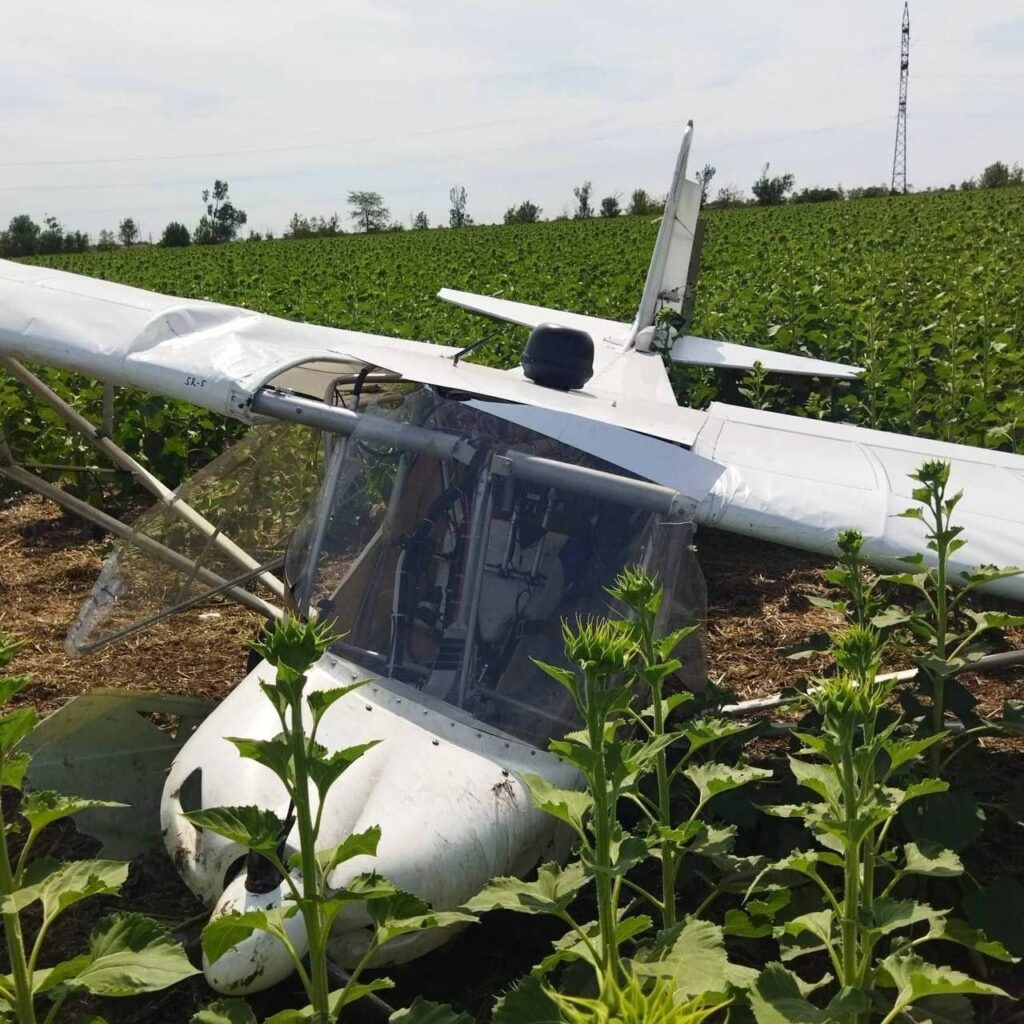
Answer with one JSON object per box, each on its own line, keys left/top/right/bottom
{"left": 203, "top": 871, "right": 309, "bottom": 995}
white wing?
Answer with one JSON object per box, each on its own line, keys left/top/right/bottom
{"left": 690, "top": 403, "right": 1024, "bottom": 601}
{"left": 0, "top": 258, "right": 705, "bottom": 444}
{"left": 6, "top": 258, "right": 1020, "bottom": 596}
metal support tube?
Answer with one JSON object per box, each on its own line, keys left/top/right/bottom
{"left": 252, "top": 388, "right": 687, "bottom": 516}
{"left": 500, "top": 504, "right": 518, "bottom": 574}
{"left": 101, "top": 382, "right": 115, "bottom": 437}
{"left": 528, "top": 488, "right": 555, "bottom": 580}
{"left": 23, "top": 463, "right": 119, "bottom": 475}
{"left": 0, "top": 458, "right": 280, "bottom": 621}
{"left": 455, "top": 472, "right": 494, "bottom": 709}
{"left": 719, "top": 648, "right": 1024, "bottom": 718}
{"left": 252, "top": 388, "right": 477, "bottom": 465}
{"left": 497, "top": 454, "right": 685, "bottom": 516}
{"left": 321, "top": 370, "right": 401, "bottom": 461}
{"left": 75, "top": 555, "right": 286, "bottom": 655}
{"left": 298, "top": 437, "right": 348, "bottom": 614}
{"left": 0, "top": 356, "right": 285, "bottom": 600}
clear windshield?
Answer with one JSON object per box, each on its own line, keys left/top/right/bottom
{"left": 285, "top": 387, "right": 706, "bottom": 748}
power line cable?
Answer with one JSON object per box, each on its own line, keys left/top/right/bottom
{"left": 0, "top": 117, "right": 689, "bottom": 194}
{"left": 0, "top": 110, "right": 602, "bottom": 170}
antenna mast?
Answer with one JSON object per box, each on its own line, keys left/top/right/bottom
{"left": 891, "top": 2, "right": 910, "bottom": 193}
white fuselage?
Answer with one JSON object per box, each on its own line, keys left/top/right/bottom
{"left": 161, "top": 652, "right": 577, "bottom": 992}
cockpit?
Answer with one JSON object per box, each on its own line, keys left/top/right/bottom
{"left": 67, "top": 384, "right": 705, "bottom": 752}
{"left": 283, "top": 387, "right": 704, "bottom": 747}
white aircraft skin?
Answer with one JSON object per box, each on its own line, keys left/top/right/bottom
{"left": 163, "top": 656, "right": 579, "bottom": 990}
{"left": 1, "top": 125, "right": 1023, "bottom": 994}
{"left": 438, "top": 298, "right": 1024, "bottom": 602}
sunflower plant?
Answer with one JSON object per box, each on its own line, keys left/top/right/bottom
{"left": 186, "top": 617, "right": 474, "bottom": 1024}
{"left": 748, "top": 628, "right": 1015, "bottom": 1024}
{"left": 0, "top": 631, "right": 197, "bottom": 1024}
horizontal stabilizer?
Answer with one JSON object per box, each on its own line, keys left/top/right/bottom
{"left": 437, "top": 288, "right": 629, "bottom": 342}
{"left": 438, "top": 286, "right": 678, "bottom": 404}
{"left": 670, "top": 334, "right": 862, "bottom": 379}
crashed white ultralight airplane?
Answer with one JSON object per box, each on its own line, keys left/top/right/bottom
{"left": 1, "top": 124, "right": 1023, "bottom": 993}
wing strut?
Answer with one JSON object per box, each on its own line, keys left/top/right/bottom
{"left": 0, "top": 356, "right": 286, "bottom": 601}
{"left": 0, "top": 439, "right": 280, "bottom": 620}
{"left": 73, "top": 555, "right": 286, "bottom": 655}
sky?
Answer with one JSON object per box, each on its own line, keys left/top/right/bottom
{"left": 3, "top": 0, "right": 1023, "bottom": 239}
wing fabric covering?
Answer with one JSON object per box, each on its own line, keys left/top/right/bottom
{"left": 691, "top": 404, "right": 1024, "bottom": 602}
{"left": 0, "top": 258, "right": 457, "bottom": 418}
{"left": 66, "top": 423, "right": 320, "bottom": 654}
{"left": 0, "top": 259, "right": 703, "bottom": 442}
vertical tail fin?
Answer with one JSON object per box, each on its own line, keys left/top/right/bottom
{"left": 630, "top": 122, "right": 703, "bottom": 342}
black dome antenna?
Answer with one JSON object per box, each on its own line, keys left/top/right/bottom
{"left": 521, "top": 323, "right": 594, "bottom": 391}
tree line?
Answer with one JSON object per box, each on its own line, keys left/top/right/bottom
{"left": 0, "top": 178, "right": 248, "bottom": 257}
{"left": 288, "top": 182, "right": 668, "bottom": 233}
{"left": 2, "top": 157, "right": 1021, "bottom": 258}
{"left": 701, "top": 158, "right": 1024, "bottom": 210}
{"left": 283, "top": 155, "right": 1024, "bottom": 237}
{"left": 500, "top": 184, "right": 665, "bottom": 225}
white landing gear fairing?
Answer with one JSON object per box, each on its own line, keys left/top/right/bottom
{"left": 1, "top": 123, "right": 1022, "bottom": 993}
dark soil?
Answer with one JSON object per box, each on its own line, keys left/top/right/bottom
{"left": 1, "top": 495, "right": 1022, "bottom": 1022}
{"left": 0, "top": 494, "right": 263, "bottom": 711}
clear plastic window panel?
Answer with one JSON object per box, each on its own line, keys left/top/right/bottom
{"left": 67, "top": 422, "right": 322, "bottom": 654}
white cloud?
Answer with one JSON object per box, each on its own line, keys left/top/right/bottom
{"left": 2, "top": 0, "right": 1022, "bottom": 237}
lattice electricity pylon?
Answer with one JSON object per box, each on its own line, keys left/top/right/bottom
{"left": 891, "top": 2, "right": 910, "bottom": 194}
